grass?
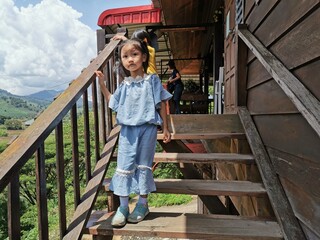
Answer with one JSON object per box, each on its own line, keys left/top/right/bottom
{"left": 148, "top": 193, "right": 192, "bottom": 207}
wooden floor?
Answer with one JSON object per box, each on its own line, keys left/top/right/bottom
{"left": 86, "top": 211, "right": 283, "bottom": 240}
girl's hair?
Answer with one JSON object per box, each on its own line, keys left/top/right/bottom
{"left": 117, "top": 38, "right": 150, "bottom": 77}
{"left": 131, "top": 29, "right": 151, "bottom": 46}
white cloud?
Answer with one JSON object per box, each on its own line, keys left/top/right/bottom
{"left": 0, "top": 0, "right": 96, "bottom": 95}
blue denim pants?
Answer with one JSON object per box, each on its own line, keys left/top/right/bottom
{"left": 109, "top": 124, "right": 157, "bottom": 196}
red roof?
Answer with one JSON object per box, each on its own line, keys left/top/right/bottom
{"left": 98, "top": 4, "right": 161, "bottom": 27}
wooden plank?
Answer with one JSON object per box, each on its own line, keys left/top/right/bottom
{"left": 247, "top": 60, "right": 320, "bottom": 114}
{"left": 280, "top": 178, "right": 320, "bottom": 239}
{"left": 253, "top": 0, "right": 319, "bottom": 50}
{"left": 238, "top": 27, "right": 320, "bottom": 138}
{"left": 238, "top": 107, "right": 306, "bottom": 240}
{"left": 157, "top": 140, "right": 230, "bottom": 215}
{"left": 157, "top": 132, "right": 246, "bottom": 140}
{"left": 244, "top": 0, "right": 255, "bottom": 21}
{"left": 267, "top": 148, "right": 320, "bottom": 199}
{"left": 269, "top": 7, "right": 320, "bottom": 70}
{"left": 268, "top": 148, "right": 320, "bottom": 236}
{"left": 253, "top": 114, "right": 320, "bottom": 164}
{"left": 86, "top": 211, "right": 283, "bottom": 239}
{"left": 246, "top": 0, "right": 279, "bottom": 33}
{"left": 247, "top": 79, "right": 298, "bottom": 115}
{"left": 165, "top": 114, "right": 244, "bottom": 133}
{"left": 153, "top": 179, "right": 266, "bottom": 196}
{"left": 153, "top": 152, "right": 255, "bottom": 164}
{"left": 63, "top": 126, "right": 120, "bottom": 240}
{"left": 103, "top": 178, "right": 266, "bottom": 196}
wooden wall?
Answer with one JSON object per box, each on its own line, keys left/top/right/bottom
{"left": 243, "top": 0, "right": 320, "bottom": 238}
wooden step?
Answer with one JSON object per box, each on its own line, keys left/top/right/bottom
{"left": 111, "top": 152, "right": 255, "bottom": 164}
{"left": 103, "top": 179, "right": 266, "bottom": 196}
{"left": 157, "top": 132, "right": 246, "bottom": 140}
{"left": 85, "top": 210, "right": 283, "bottom": 239}
{"left": 153, "top": 152, "right": 255, "bottom": 164}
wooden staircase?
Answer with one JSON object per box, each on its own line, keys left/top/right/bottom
{"left": 81, "top": 112, "right": 297, "bottom": 240}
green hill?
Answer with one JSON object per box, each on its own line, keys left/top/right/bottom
{"left": 0, "top": 89, "right": 57, "bottom": 123}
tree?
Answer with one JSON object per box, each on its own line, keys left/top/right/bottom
{"left": 4, "top": 119, "right": 23, "bottom": 130}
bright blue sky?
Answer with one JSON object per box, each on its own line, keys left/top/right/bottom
{"left": 0, "top": 0, "right": 150, "bottom": 95}
{"left": 14, "top": 0, "right": 151, "bottom": 29}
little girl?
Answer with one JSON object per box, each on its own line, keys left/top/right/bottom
{"left": 95, "top": 38, "right": 172, "bottom": 227}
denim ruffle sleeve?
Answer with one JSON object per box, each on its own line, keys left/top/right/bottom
{"left": 151, "top": 74, "right": 172, "bottom": 109}
{"left": 108, "top": 84, "right": 122, "bottom": 112}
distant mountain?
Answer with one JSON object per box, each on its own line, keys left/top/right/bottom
{"left": 25, "top": 90, "right": 62, "bottom": 102}
{"left": 0, "top": 89, "right": 91, "bottom": 122}
{"left": 0, "top": 89, "right": 56, "bottom": 121}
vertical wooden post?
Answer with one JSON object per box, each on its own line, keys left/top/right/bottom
{"left": 56, "top": 122, "right": 66, "bottom": 239}
{"left": 71, "top": 105, "right": 81, "bottom": 207}
{"left": 36, "top": 144, "right": 49, "bottom": 240}
{"left": 8, "top": 174, "right": 20, "bottom": 240}
{"left": 83, "top": 90, "right": 92, "bottom": 182}
{"left": 91, "top": 77, "right": 100, "bottom": 162}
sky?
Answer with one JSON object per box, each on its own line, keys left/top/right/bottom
{"left": 0, "top": 0, "right": 151, "bottom": 96}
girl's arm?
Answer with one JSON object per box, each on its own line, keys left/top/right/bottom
{"left": 95, "top": 71, "right": 112, "bottom": 101}
{"left": 160, "top": 101, "right": 171, "bottom": 143}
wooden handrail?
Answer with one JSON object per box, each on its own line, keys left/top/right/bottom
{"left": 237, "top": 25, "right": 320, "bottom": 138}
{"left": 0, "top": 32, "right": 124, "bottom": 239}
{"left": 0, "top": 39, "right": 120, "bottom": 191}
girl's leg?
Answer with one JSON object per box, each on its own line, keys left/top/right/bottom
{"left": 120, "top": 196, "right": 129, "bottom": 207}
{"left": 128, "top": 125, "right": 157, "bottom": 223}
{"left": 110, "top": 126, "right": 138, "bottom": 227}
{"left": 138, "top": 195, "right": 148, "bottom": 205}
{"left": 111, "top": 195, "right": 130, "bottom": 227}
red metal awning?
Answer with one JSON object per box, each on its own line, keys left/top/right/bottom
{"left": 97, "top": 4, "right": 161, "bottom": 27}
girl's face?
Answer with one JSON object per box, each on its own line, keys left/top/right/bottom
{"left": 120, "top": 43, "right": 147, "bottom": 77}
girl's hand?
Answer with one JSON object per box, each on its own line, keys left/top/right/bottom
{"left": 162, "top": 128, "right": 171, "bottom": 143}
{"left": 95, "top": 70, "right": 104, "bottom": 79}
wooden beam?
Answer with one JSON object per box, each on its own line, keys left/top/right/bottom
{"left": 103, "top": 178, "right": 267, "bottom": 196}
{"left": 237, "top": 26, "right": 320, "bottom": 138}
{"left": 153, "top": 152, "right": 255, "bottom": 164}
{"left": 157, "top": 132, "right": 245, "bottom": 140}
{"left": 238, "top": 107, "right": 306, "bottom": 240}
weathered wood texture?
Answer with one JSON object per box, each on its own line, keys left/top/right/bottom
{"left": 203, "top": 136, "right": 274, "bottom": 218}
{"left": 247, "top": 0, "right": 319, "bottom": 63}
{"left": 238, "top": 107, "right": 306, "bottom": 240}
{"left": 103, "top": 178, "right": 267, "bottom": 196}
{"left": 164, "top": 114, "right": 244, "bottom": 133}
{"left": 243, "top": 2, "right": 320, "bottom": 237}
{"left": 86, "top": 211, "right": 283, "bottom": 240}
{"left": 153, "top": 152, "right": 255, "bottom": 164}
{"left": 238, "top": 27, "right": 320, "bottom": 137}
{"left": 267, "top": 148, "right": 320, "bottom": 236}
